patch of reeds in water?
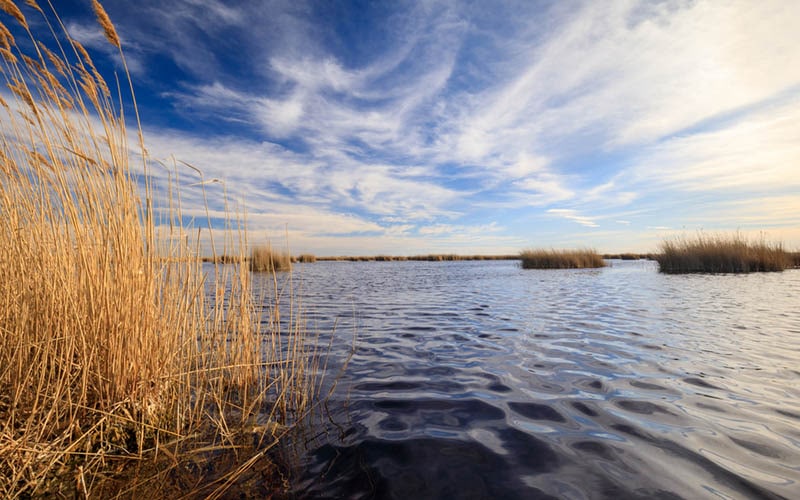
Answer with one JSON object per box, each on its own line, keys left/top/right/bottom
{"left": 655, "top": 233, "right": 790, "bottom": 273}
{"left": 520, "top": 249, "right": 606, "bottom": 269}
{"left": 0, "top": 2, "right": 317, "bottom": 497}
{"left": 251, "top": 245, "right": 293, "bottom": 272}
{"left": 295, "top": 253, "right": 317, "bottom": 263}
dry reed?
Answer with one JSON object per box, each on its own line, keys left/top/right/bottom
{"left": 0, "top": 2, "right": 317, "bottom": 497}
{"left": 251, "top": 245, "right": 293, "bottom": 272}
{"left": 520, "top": 248, "right": 606, "bottom": 269}
{"left": 655, "top": 232, "right": 790, "bottom": 274}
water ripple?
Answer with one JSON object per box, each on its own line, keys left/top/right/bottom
{"left": 260, "top": 261, "right": 800, "bottom": 499}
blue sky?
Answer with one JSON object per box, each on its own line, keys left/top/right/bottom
{"left": 31, "top": 0, "right": 800, "bottom": 254}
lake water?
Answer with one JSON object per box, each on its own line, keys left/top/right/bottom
{"left": 265, "top": 260, "right": 800, "bottom": 499}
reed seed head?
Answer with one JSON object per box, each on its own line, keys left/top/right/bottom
{"left": 73, "top": 39, "right": 93, "bottom": 68}
{"left": 24, "top": 0, "right": 43, "bottom": 15}
{"left": 1, "top": 45, "right": 16, "bottom": 63}
{"left": 92, "top": 0, "right": 120, "bottom": 48}
{"left": 0, "top": 0, "right": 28, "bottom": 29}
{"left": 0, "top": 22, "right": 14, "bottom": 50}
{"left": 39, "top": 43, "right": 68, "bottom": 76}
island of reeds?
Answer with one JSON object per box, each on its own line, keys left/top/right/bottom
{"left": 0, "top": 2, "right": 317, "bottom": 497}
{"left": 655, "top": 233, "right": 791, "bottom": 274}
{"left": 520, "top": 248, "right": 606, "bottom": 269}
{"left": 251, "top": 245, "right": 293, "bottom": 272}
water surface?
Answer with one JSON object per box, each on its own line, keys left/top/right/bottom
{"left": 267, "top": 260, "right": 800, "bottom": 499}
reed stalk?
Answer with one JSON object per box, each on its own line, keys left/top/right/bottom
{"left": 0, "top": 2, "right": 317, "bottom": 496}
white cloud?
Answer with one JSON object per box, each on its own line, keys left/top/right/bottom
{"left": 547, "top": 209, "right": 599, "bottom": 228}
{"left": 417, "top": 222, "right": 501, "bottom": 237}
{"left": 65, "top": 22, "right": 145, "bottom": 74}
{"left": 628, "top": 96, "right": 800, "bottom": 192}
{"left": 140, "top": 128, "right": 465, "bottom": 233}
{"left": 514, "top": 174, "right": 575, "bottom": 206}
{"left": 438, "top": 0, "right": 800, "bottom": 180}
{"left": 52, "top": 0, "right": 800, "bottom": 254}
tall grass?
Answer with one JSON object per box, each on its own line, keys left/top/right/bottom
{"left": 251, "top": 245, "right": 293, "bottom": 272}
{"left": 655, "top": 233, "right": 790, "bottom": 274}
{"left": 520, "top": 248, "right": 606, "bottom": 269}
{"left": 0, "top": 2, "right": 316, "bottom": 497}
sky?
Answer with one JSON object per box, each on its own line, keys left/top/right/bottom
{"left": 17, "top": 0, "right": 800, "bottom": 255}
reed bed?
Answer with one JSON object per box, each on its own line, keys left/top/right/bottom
{"left": 520, "top": 249, "right": 606, "bottom": 269}
{"left": 295, "top": 253, "right": 317, "bottom": 263}
{"left": 655, "top": 233, "right": 790, "bottom": 274}
{"left": 251, "top": 245, "right": 293, "bottom": 272}
{"left": 0, "top": 2, "right": 316, "bottom": 497}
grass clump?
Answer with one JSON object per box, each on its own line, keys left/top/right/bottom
{"left": 655, "top": 233, "right": 790, "bottom": 274}
{"left": 0, "top": 2, "right": 317, "bottom": 497}
{"left": 520, "top": 249, "right": 606, "bottom": 269}
{"left": 251, "top": 245, "right": 292, "bottom": 272}
{"left": 296, "top": 253, "right": 317, "bottom": 263}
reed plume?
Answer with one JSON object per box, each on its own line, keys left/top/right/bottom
{"left": 0, "top": 0, "right": 27, "bottom": 28}
{"left": 91, "top": 0, "right": 119, "bottom": 48}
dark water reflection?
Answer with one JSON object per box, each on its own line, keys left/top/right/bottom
{"left": 259, "top": 260, "right": 800, "bottom": 499}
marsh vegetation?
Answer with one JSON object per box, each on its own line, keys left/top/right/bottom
{"left": 520, "top": 249, "right": 606, "bottom": 269}
{"left": 295, "top": 253, "right": 318, "bottom": 263}
{"left": 655, "top": 233, "right": 790, "bottom": 274}
{"left": 250, "top": 245, "right": 293, "bottom": 272}
{"left": 0, "top": 2, "right": 317, "bottom": 497}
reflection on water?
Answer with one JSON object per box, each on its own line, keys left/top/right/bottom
{"left": 261, "top": 260, "right": 800, "bottom": 499}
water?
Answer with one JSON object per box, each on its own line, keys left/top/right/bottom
{"left": 267, "top": 260, "right": 800, "bottom": 499}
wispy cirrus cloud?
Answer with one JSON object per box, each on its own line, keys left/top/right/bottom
{"left": 44, "top": 0, "right": 800, "bottom": 253}
{"left": 547, "top": 209, "right": 599, "bottom": 228}
{"left": 627, "top": 95, "right": 800, "bottom": 193}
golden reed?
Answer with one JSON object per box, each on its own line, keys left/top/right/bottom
{"left": 0, "top": 2, "right": 318, "bottom": 497}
